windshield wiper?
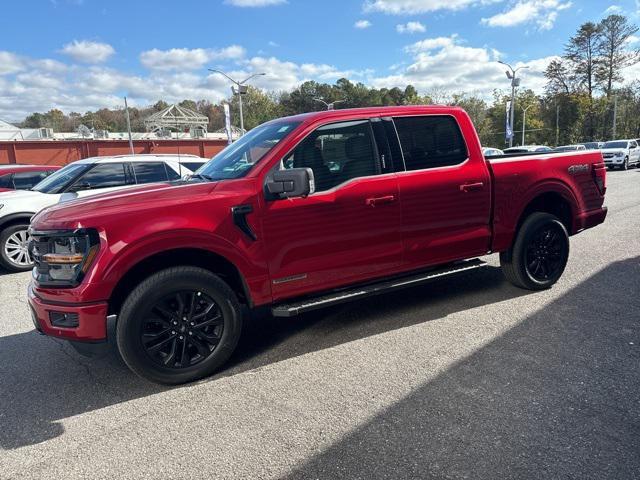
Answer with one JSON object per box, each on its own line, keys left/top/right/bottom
{"left": 188, "top": 173, "right": 215, "bottom": 182}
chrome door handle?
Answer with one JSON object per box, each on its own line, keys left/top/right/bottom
{"left": 365, "top": 195, "right": 396, "bottom": 207}
{"left": 459, "top": 182, "right": 484, "bottom": 192}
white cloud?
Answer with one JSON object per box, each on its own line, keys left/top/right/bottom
{"left": 268, "top": 40, "right": 279, "bottom": 47}
{"left": 224, "top": 0, "right": 286, "bottom": 6}
{"left": 481, "top": 0, "right": 572, "bottom": 30}
{"left": 139, "top": 46, "right": 246, "bottom": 71}
{"left": 370, "top": 35, "right": 553, "bottom": 100}
{"left": 60, "top": 40, "right": 115, "bottom": 63}
{"left": 364, "top": 0, "right": 491, "bottom": 14}
{"left": 603, "top": 4, "right": 622, "bottom": 14}
{"left": 354, "top": 19, "right": 373, "bottom": 29}
{"left": 0, "top": 51, "right": 24, "bottom": 75}
{"left": 396, "top": 21, "right": 426, "bottom": 33}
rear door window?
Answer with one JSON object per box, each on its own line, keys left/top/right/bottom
{"left": 393, "top": 115, "right": 468, "bottom": 170}
{"left": 0, "top": 174, "right": 12, "bottom": 188}
{"left": 133, "top": 162, "right": 169, "bottom": 184}
{"left": 12, "top": 171, "right": 49, "bottom": 190}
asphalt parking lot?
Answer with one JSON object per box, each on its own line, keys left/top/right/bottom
{"left": 1, "top": 170, "right": 639, "bottom": 480}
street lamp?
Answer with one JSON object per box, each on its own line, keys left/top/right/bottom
{"left": 521, "top": 104, "right": 533, "bottom": 146}
{"left": 208, "top": 69, "right": 266, "bottom": 135}
{"left": 313, "top": 98, "right": 345, "bottom": 110}
{"left": 498, "top": 60, "right": 529, "bottom": 148}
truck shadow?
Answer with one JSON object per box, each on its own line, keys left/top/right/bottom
{"left": 284, "top": 256, "right": 640, "bottom": 479}
{"left": 0, "top": 265, "right": 527, "bottom": 450}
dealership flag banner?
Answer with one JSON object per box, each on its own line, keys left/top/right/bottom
{"left": 505, "top": 101, "right": 513, "bottom": 140}
{"left": 224, "top": 103, "right": 232, "bottom": 145}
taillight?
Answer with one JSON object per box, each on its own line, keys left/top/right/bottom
{"left": 592, "top": 162, "right": 606, "bottom": 195}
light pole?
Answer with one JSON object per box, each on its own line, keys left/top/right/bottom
{"left": 521, "top": 104, "right": 533, "bottom": 146}
{"left": 313, "top": 98, "right": 345, "bottom": 110}
{"left": 498, "top": 60, "right": 529, "bottom": 148}
{"left": 208, "top": 69, "right": 266, "bottom": 135}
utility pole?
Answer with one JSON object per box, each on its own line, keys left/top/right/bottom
{"left": 498, "top": 61, "right": 529, "bottom": 148}
{"left": 124, "top": 97, "right": 134, "bottom": 156}
{"left": 521, "top": 104, "right": 533, "bottom": 146}
{"left": 612, "top": 95, "right": 618, "bottom": 139}
{"left": 208, "top": 69, "right": 266, "bottom": 136}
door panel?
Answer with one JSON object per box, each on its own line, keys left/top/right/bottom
{"left": 260, "top": 119, "right": 402, "bottom": 301}
{"left": 262, "top": 175, "right": 402, "bottom": 301}
{"left": 393, "top": 115, "right": 492, "bottom": 267}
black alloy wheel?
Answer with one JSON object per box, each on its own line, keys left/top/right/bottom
{"left": 524, "top": 223, "right": 567, "bottom": 283}
{"left": 117, "top": 267, "right": 243, "bottom": 384}
{"left": 500, "top": 212, "right": 569, "bottom": 290}
{"left": 141, "top": 290, "right": 224, "bottom": 369}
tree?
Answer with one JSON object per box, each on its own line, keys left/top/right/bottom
{"left": 544, "top": 59, "right": 574, "bottom": 95}
{"left": 565, "top": 22, "right": 601, "bottom": 139}
{"left": 596, "top": 14, "right": 640, "bottom": 98}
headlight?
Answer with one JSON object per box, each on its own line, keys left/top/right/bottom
{"left": 616, "top": 152, "right": 624, "bottom": 157}
{"left": 29, "top": 229, "right": 100, "bottom": 287}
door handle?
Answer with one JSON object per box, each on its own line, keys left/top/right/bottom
{"left": 365, "top": 195, "right": 396, "bottom": 207}
{"left": 459, "top": 182, "right": 484, "bottom": 192}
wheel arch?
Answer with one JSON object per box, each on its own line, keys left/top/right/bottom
{"left": 107, "top": 247, "right": 253, "bottom": 317}
{"left": 0, "top": 212, "right": 35, "bottom": 231}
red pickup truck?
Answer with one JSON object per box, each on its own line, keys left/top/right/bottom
{"left": 27, "top": 106, "right": 607, "bottom": 384}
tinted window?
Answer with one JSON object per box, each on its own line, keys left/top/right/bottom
{"left": 393, "top": 116, "right": 467, "bottom": 170}
{"left": 72, "top": 163, "right": 127, "bottom": 191}
{"left": 0, "top": 174, "right": 12, "bottom": 188}
{"left": 133, "top": 162, "right": 168, "bottom": 184}
{"left": 32, "top": 163, "right": 91, "bottom": 194}
{"left": 282, "top": 120, "right": 379, "bottom": 192}
{"left": 12, "top": 171, "right": 49, "bottom": 189}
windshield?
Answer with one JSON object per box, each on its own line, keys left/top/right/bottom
{"left": 554, "top": 146, "right": 578, "bottom": 152}
{"left": 196, "top": 120, "right": 300, "bottom": 181}
{"left": 603, "top": 141, "right": 628, "bottom": 149}
{"left": 31, "top": 163, "right": 90, "bottom": 194}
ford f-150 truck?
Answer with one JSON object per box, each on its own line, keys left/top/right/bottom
{"left": 27, "top": 106, "right": 607, "bottom": 384}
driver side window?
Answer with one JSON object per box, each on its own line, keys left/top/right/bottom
{"left": 281, "top": 120, "right": 379, "bottom": 193}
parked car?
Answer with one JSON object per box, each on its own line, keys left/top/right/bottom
{"left": 27, "top": 106, "right": 607, "bottom": 384}
{"left": 600, "top": 139, "right": 640, "bottom": 170}
{"left": 503, "top": 145, "right": 553, "bottom": 154}
{"left": 580, "top": 142, "right": 604, "bottom": 150}
{"left": 482, "top": 147, "right": 504, "bottom": 157}
{"left": 0, "top": 165, "right": 60, "bottom": 192}
{"left": 0, "top": 154, "right": 206, "bottom": 272}
{"left": 553, "top": 145, "right": 587, "bottom": 152}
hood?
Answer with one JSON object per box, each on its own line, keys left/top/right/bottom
{"left": 33, "top": 181, "right": 218, "bottom": 229}
{"left": 601, "top": 148, "right": 626, "bottom": 154}
{"left": 0, "top": 189, "right": 48, "bottom": 202}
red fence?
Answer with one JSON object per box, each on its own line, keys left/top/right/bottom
{"left": 0, "top": 139, "right": 229, "bottom": 166}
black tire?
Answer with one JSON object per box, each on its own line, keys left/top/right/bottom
{"left": 0, "top": 224, "right": 34, "bottom": 272}
{"left": 500, "top": 212, "right": 569, "bottom": 290}
{"left": 116, "top": 266, "right": 243, "bottom": 384}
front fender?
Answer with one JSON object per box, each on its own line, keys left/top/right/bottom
{"left": 0, "top": 212, "right": 35, "bottom": 230}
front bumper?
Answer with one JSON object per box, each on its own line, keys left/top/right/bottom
{"left": 603, "top": 156, "right": 624, "bottom": 165}
{"left": 28, "top": 284, "right": 108, "bottom": 342}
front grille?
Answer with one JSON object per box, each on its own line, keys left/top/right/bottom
{"left": 602, "top": 153, "right": 614, "bottom": 159}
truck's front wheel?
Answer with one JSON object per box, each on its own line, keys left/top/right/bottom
{"left": 116, "top": 267, "right": 243, "bottom": 384}
{"left": 500, "top": 212, "right": 569, "bottom": 290}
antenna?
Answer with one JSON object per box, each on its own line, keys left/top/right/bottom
{"left": 124, "top": 96, "right": 135, "bottom": 156}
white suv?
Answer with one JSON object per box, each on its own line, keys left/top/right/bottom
{"left": 0, "top": 154, "right": 207, "bottom": 271}
{"left": 601, "top": 139, "right": 640, "bottom": 170}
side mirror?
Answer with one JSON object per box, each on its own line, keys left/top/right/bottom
{"left": 265, "top": 168, "right": 315, "bottom": 200}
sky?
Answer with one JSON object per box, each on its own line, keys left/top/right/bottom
{"left": 0, "top": 0, "right": 638, "bottom": 122}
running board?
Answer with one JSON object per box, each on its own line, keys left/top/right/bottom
{"left": 271, "top": 259, "right": 487, "bottom": 317}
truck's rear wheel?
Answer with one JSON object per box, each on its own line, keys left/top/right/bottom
{"left": 0, "top": 224, "right": 34, "bottom": 272}
{"left": 500, "top": 212, "right": 569, "bottom": 290}
{"left": 116, "top": 267, "right": 243, "bottom": 384}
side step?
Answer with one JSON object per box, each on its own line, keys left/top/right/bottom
{"left": 271, "top": 258, "right": 487, "bottom": 317}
